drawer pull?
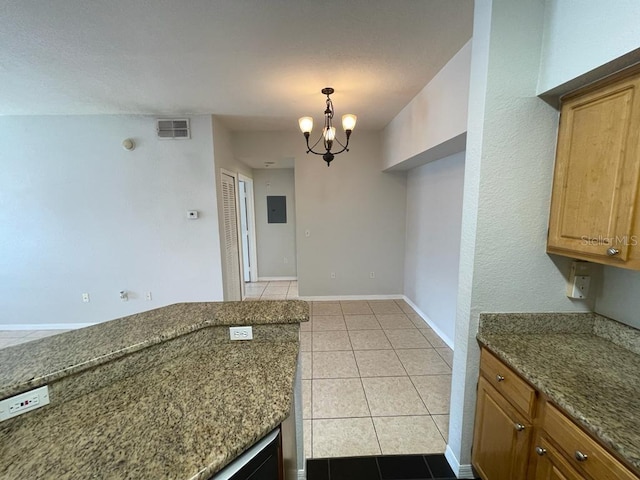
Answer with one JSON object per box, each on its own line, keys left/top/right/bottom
{"left": 606, "top": 247, "right": 620, "bottom": 256}
{"left": 535, "top": 447, "right": 547, "bottom": 456}
{"left": 574, "top": 451, "right": 588, "bottom": 462}
{"left": 496, "top": 374, "right": 505, "bottom": 382}
{"left": 514, "top": 423, "right": 525, "bottom": 432}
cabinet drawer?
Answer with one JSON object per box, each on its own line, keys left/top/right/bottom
{"left": 542, "top": 403, "right": 638, "bottom": 480}
{"left": 480, "top": 348, "right": 536, "bottom": 419}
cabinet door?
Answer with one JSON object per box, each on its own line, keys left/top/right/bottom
{"left": 472, "top": 377, "right": 532, "bottom": 480}
{"left": 532, "top": 436, "right": 583, "bottom": 480}
{"left": 547, "top": 72, "right": 640, "bottom": 264}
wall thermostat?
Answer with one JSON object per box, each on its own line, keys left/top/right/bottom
{"left": 187, "top": 210, "right": 199, "bottom": 219}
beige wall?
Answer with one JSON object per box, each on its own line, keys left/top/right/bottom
{"left": 295, "top": 131, "right": 407, "bottom": 296}
{"left": 233, "top": 130, "right": 407, "bottom": 297}
{"left": 253, "top": 169, "right": 297, "bottom": 279}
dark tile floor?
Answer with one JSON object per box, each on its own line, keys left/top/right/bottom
{"left": 307, "top": 454, "right": 479, "bottom": 480}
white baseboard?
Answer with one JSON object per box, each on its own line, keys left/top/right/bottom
{"left": 257, "top": 276, "right": 298, "bottom": 282}
{"left": 402, "top": 296, "right": 454, "bottom": 349}
{"left": 0, "top": 323, "right": 96, "bottom": 331}
{"left": 445, "top": 445, "right": 475, "bottom": 478}
{"left": 297, "top": 294, "right": 403, "bottom": 301}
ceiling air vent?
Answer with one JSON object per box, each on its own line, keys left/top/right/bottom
{"left": 156, "top": 119, "right": 190, "bottom": 139}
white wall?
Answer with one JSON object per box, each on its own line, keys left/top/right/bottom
{"left": 448, "top": 0, "right": 591, "bottom": 474}
{"left": 253, "top": 169, "right": 297, "bottom": 278}
{"left": 595, "top": 268, "right": 640, "bottom": 328}
{"left": 296, "top": 131, "right": 407, "bottom": 296}
{"left": 538, "top": 0, "right": 640, "bottom": 93}
{"left": 0, "top": 115, "right": 224, "bottom": 327}
{"left": 537, "top": 0, "right": 640, "bottom": 331}
{"left": 404, "top": 151, "right": 465, "bottom": 347}
{"left": 382, "top": 41, "right": 471, "bottom": 170}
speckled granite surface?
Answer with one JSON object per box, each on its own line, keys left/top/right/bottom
{"left": 0, "top": 300, "right": 309, "bottom": 399}
{"left": 0, "top": 341, "right": 299, "bottom": 479}
{"left": 478, "top": 313, "right": 640, "bottom": 473}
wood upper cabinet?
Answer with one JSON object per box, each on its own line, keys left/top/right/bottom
{"left": 547, "top": 67, "right": 640, "bottom": 269}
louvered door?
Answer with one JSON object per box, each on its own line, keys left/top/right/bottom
{"left": 221, "top": 172, "right": 242, "bottom": 301}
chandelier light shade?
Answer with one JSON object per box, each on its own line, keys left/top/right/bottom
{"left": 298, "top": 87, "right": 357, "bottom": 166}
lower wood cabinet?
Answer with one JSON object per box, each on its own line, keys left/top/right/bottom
{"left": 531, "top": 435, "right": 583, "bottom": 480}
{"left": 531, "top": 402, "right": 638, "bottom": 480}
{"left": 472, "top": 348, "right": 639, "bottom": 480}
{"left": 472, "top": 376, "right": 532, "bottom": 480}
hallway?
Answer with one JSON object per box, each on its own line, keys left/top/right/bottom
{"left": 301, "top": 299, "right": 453, "bottom": 458}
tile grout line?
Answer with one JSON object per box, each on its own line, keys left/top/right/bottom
{"left": 313, "top": 413, "right": 436, "bottom": 420}
{"left": 408, "top": 374, "right": 432, "bottom": 415}
{"left": 357, "top": 373, "right": 382, "bottom": 456}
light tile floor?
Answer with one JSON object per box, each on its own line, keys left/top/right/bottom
{"left": 243, "top": 280, "right": 299, "bottom": 300}
{"left": 299, "top": 299, "right": 453, "bottom": 459}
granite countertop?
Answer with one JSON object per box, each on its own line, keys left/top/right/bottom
{"left": 0, "top": 300, "right": 308, "bottom": 399}
{"left": 1, "top": 341, "right": 298, "bottom": 480}
{"left": 0, "top": 300, "right": 309, "bottom": 479}
{"left": 477, "top": 313, "right": 640, "bottom": 473}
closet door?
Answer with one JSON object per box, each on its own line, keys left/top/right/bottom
{"left": 221, "top": 172, "right": 242, "bottom": 301}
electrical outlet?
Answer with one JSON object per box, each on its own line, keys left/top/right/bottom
{"left": 330, "top": 272, "right": 336, "bottom": 279}
{"left": 0, "top": 386, "right": 50, "bottom": 422}
{"left": 567, "top": 261, "right": 591, "bottom": 299}
{"left": 82, "top": 293, "right": 90, "bottom": 303}
{"left": 369, "top": 272, "right": 375, "bottom": 279}
{"left": 145, "top": 292, "right": 152, "bottom": 301}
{"left": 569, "top": 275, "right": 591, "bottom": 299}
{"left": 229, "top": 326, "right": 253, "bottom": 341}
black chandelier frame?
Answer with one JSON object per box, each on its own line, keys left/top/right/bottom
{"left": 302, "top": 87, "right": 354, "bottom": 166}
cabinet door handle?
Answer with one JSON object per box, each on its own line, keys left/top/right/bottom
{"left": 574, "top": 451, "right": 588, "bottom": 462}
{"left": 496, "top": 374, "right": 505, "bottom": 382}
{"left": 514, "top": 423, "right": 525, "bottom": 431}
{"left": 535, "top": 446, "right": 546, "bottom": 456}
{"left": 607, "top": 247, "right": 620, "bottom": 256}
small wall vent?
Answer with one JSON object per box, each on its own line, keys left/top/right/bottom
{"left": 156, "top": 119, "right": 190, "bottom": 139}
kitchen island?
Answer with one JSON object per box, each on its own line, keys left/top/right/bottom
{"left": 0, "top": 300, "right": 309, "bottom": 479}
{"left": 477, "top": 312, "right": 640, "bottom": 475}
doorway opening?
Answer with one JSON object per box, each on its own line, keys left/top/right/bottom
{"left": 238, "top": 174, "right": 258, "bottom": 284}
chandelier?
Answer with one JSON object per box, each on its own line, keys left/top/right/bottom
{"left": 298, "top": 87, "right": 357, "bottom": 166}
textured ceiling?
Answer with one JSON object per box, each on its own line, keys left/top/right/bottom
{"left": 1, "top": 1, "right": 473, "bottom": 131}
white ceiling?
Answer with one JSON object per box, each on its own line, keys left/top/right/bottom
{"left": 1, "top": 1, "right": 473, "bottom": 133}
